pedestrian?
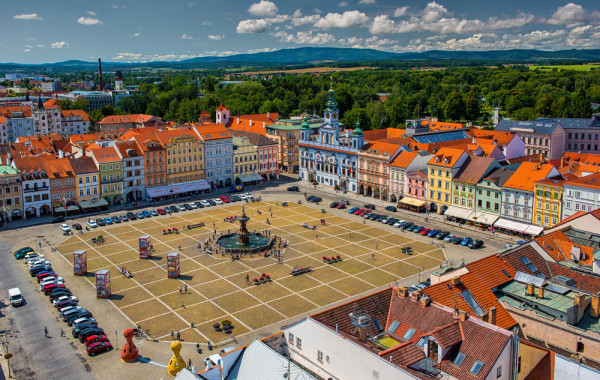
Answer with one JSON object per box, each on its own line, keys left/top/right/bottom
{"left": 188, "top": 359, "right": 192, "bottom": 369}
{"left": 213, "top": 222, "right": 216, "bottom": 228}
{"left": 179, "top": 286, "right": 182, "bottom": 294}
{"left": 177, "top": 330, "right": 181, "bottom": 340}
{"left": 44, "top": 326, "right": 48, "bottom": 337}
{"left": 270, "top": 212, "right": 273, "bottom": 217}
{"left": 376, "top": 243, "right": 379, "bottom": 250}
{"left": 316, "top": 234, "right": 318, "bottom": 239}
{"left": 178, "top": 244, "right": 181, "bottom": 251}
{"left": 371, "top": 253, "right": 375, "bottom": 260}
{"left": 171, "top": 330, "right": 175, "bottom": 339}
{"left": 184, "top": 284, "right": 188, "bottom": 292}
{"left": 181, "top": 301, "right": 185, "bottom": 309}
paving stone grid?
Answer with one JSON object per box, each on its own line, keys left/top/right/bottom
{"left": 55, "top": 201, "right": 445, "bottom": 344}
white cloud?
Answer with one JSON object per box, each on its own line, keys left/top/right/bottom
{"left": 187, "top": 2, "right": 197, "bottom": 7}
{"left": 272, "top": 31, "right": 335, "bottom": 44}
{"left": 201, "top": 21, "right": 211, "bottom": 26}
{"left": 77, "top": 17, "right": 103, "bottom": 25}
{"left": 130, "top": 32, "right": 140, "bottom": 38}
{"left": 87, "top": 11, "right": 97, "bottom": 16}
{"left": 181, "top": 34, "right": 193, "bottom": 40}
{"left": 547, "top": 3, "right": 600, "bottom": 27}
{"left": 50, "top": 41, "right": 69, "bottom": 49}
{"left": 236, "top": 19, "right": 270, "bottom": 33}
{"left": 24, "top": 48, "right": 31, "bottom": 52}
{"left": 246, "top": 47, "right": 277, "bottom": 53}
{"left": 314, "top": 10, "right": 369, "bottom": 29}
{"left": 369, "top": 15, "right": 417, "bottom": 34}
{"left": 14, "top": 13, "right": 42, "bottom": 21}
{"left": 359, "top": 0, "right": 375, "bottom": 4}
{"left": 36, "top": 44, "right": 45, "bottom": 47}
{"left": 393, "top": 7, "right": 409, "bottom": 18}
{"left": 292, "top": 14, "right": 320, "bottom": 26}
{"left": 248, "top": 0, "right": 278, "bottom": 18}
{"left": 208, "top": 34, "right": 225, "bottom": 40}
{"left": 421, "top": 1, "right": 449, "bottom": 23}
{"left": 566, "top": 25, "right": 600, "bottom": 47}
{"left": 339, "top": 1, "right": 348, "bottom": 7}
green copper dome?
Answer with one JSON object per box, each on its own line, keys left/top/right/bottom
{"left": 301, "top": 115, "right": 310, "bottom": 129}
{"left": 353, "top": 120, "right": 363, "bottom": 135}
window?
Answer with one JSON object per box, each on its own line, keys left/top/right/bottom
{"left": 403, "top": 328, "right": 416, "bottom": 340}
{"left": 453, "top": 352, "right": 466, "bottom": 366}
{"left": 317, "top": 350, "right": 323, "bottom": 363}
{"left": 296, "top": 337, "right": 302, "bottom": 349}
{"left": 470, "top": 361, "right": 484, "bottom": 375}
{"left": 497, "top": 366, "right": 502, "bottom": 378}
{"left": 288, "top": 333, "right": 294, "bottom": 345}
{"left": 577, "top": 342, "right": 584, "bottom": 353}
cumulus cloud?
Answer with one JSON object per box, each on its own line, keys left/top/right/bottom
{"left": 314, "top": 10, "right": 369, "bottom": 29}
{"left": 566, "top": 25, "right": 600, "bottom": 47}
{"left": 130, "top": 32, "right": 140, "bottom": 38}
{"left": 339, "top": 1, "right": 348, "bottom": 7}
{"left": 236, "top": 19, "right": 270, "bottom": 33}
{"left": 547, "top": 3, "right": 600, "bottom": 27}
{"left": 393, "top": 7, "right": 409, "bottom": 18}
{"left": 50, "top": 41, "right": 69, "bottom": 49}
{"left": 77, "top": 17, "right": 103, "bottom": 25}
{"left": 87, "top": 11, "right": 96, "bottom": 16}
{"left": 248, "top": 0, "right": 278, "bottom": 18}
{"left": 369, "top": 15, "right": 417, "bottom": 34}
{"left": 359, "top": 0, "right": 375, "bottom": 4}
{"left": 292, "top": 13, "right": 320, "bottom": 26}
{"left": 201, "top": 21, "right": 211, "bottom": 26}
{"left": 272, "top": 30, "right": 335, "bottom": 44}
{"left": 208, "top": 34, "right": 225, "bottom": 40}
{"left": 14, "top": 13, "right": 42, "bottom": 20}
{"left": 246, "top": 47, "right": 278, "bottom": 53}
{"left": 181, "top": 34, "right": 193, "bottom": 40}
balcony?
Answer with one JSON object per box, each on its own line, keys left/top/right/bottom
{"left": 23, "top": 186, "right": 48, "bottom": 193}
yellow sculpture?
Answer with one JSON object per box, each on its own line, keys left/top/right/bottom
{"left": 168, "top": 340, "right": 186, "bottom": 376}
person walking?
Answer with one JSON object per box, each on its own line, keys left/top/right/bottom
{"left": 178, "top": 244, "right": 181, "bottom": 251}
{"left": 188, "top": 359, "right": 192, "bottom": 369}
{"left": 171, "top": 330, "right": 175, "bottom": 340}
{"left": 177, "top": 330, "right": 181, "bottom": 340}
{"left": 184, "top": 284, "right": 188, "bottom": 292}
{"left": 44, "top": 326, "right": 48, "bottom": 337}
{"left": 181, "top": 301, "right": 185, "bottom": 309}
{"left": 179, "top": 286, "right": 182, "bottom": 294}
{"left": 375, "top": 243, "right": 379, "bottom": 250}
{"left": 371, "top": 253, "right": 375, "bottom": 260}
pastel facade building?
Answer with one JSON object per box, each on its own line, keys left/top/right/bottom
{"left": 267, "top": 117, "right": 320, "bottom": 174}
{"left": 13, "top": 157, "right": 51, "bottom": 218}
{"left": 156, "top": 129, "right": 204, "bottom": 185}
{"left": 88, "top": 146, "right": 124, "bottom": 205}
{"left": 539, "top": 115, "right": 600, "bottom": 153}
{"left": 43, "top": 157, "right": 76, "bottom": 213}
{"left": 229, "top": 129, "right": 279, "bottom": 180}
{"left": 60, "top": 110, "right": 91, "bottom": 135}
{"left": 388, "top": 151, "right": 431, "bottom": 204}
{"left": 70, "top": 156, "right": 100, "bottom": 202}
{"left": 562, "top": 172, "right": 600, "bottom": 219}
{"left": 426, "top": 148, "right": 469, "bottom": 214}
{"left": 194, "top": 123, "right": 233, "bottom": 188}
{"left": 0, "top": 165, "right": 23, "bottom": 221}
{"left": 533, "top": 177, "right": 566, "bottom": 228}
{"left": 114, "top": 140, "right": 145, "bottom": 202}
{"left": 495, "top": 120, "right": 566, "bottom": 159}
{"left": 357, "top": 142, "right": 402, "bottom": 201}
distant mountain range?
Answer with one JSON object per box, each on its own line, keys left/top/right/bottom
{"left": 2, "top": 47, "right": 600, "bottom": 72}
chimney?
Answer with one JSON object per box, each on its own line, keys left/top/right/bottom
{"left": 487, "top": 307, "right": 497, "bottom": 325}
{"left": 592, "top": 294, "right": 600, "bottom": 318}
{"left": 538, "top": 286, "right": 545, "bottom": 299}
{"left": 237, "top": 117, "right": 240, "bottom": 125}
{"left": 451, "top": 277, "right": 461, "bottom": 286}
{"left": 571, "top": 245, "right": 581, "bottom": 262}
{"left": 249, "top": 119, "right": 253, "bottom": 126}
{"left": 263, "top": 121, "right": 266, "bottom": 129}
{"left": 98, "top": 58, "right": 103, "bottom": 91}
{"left": 458, "top": 310, "right": 468, "bottom": 321}
{"left": 420, "top": 295, "right": 432, "bottom": 307}
{"left": 409, "top": 289, "right": 422, "bottom": 301}
{"left": 574, "top": 293, "right": 586, "bottom": 310}
{"left": 267, "top": 111, "right": 270, "bottom": 119}
{"left": 397, "top": 287, "right": 408, "bottom": 297}
{"left": 527, "top": 283, "right": 536, "bottom": 296}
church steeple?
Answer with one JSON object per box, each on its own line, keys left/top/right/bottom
{"left": 323, "top": 84, "right": 339, "bottom": 133}
{"left": 37, "top": 95, "right": 44, "bottom": 109}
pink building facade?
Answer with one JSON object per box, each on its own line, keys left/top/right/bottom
{"left": 405, "top": 170, "right": 427, "bottom": 200}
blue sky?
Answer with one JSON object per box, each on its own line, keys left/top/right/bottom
{"left": 3, "top": 0, "right": 600, "bottom": 63}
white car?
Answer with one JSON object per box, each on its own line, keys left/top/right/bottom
{"left": 243, "top": 192, "right": 253, "bottom": 198}
{"left": 40, "top": 277, "right": 65, "bottom": 290}
{"left": 52, "top": 295, "right": 78, "bottom": 306}
{"left": 59, "top": 305, "right": 82, "bottom": 317}
{"left": 60, "top": 224, "right": 71, "bottom": 233}
{"left": 189, "top": 203, "right": 198, "bottom": 209}
{"left": 24, "top": 254, "right": 44, "bottom": 264}
{"left": 200, "top": 200, "right": 211, "bottom": 207}
{"left": 87, "top": 220, "right": 98, "bottom": 228}
{"left": 214, "top": 199, "right": 223, "bottom": 205}
{"left": 393, "top": 220, "right": 406, "bottom": 228}
{"left": 29, "top": 260, "right": 51, "bottom": 269}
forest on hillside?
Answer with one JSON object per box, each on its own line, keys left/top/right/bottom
{"left": 58, "top": 66, "right": 600, "bottom": 130}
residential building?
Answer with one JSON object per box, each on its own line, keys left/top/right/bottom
{"left": 562, "top": 172, "right": 600, "bottom": 219}
{"left": 130, "top": 134, "right": 166, "bottom": 189}
{"left": 533, "top": 176, "right": 567, "bottom": 228}
{"left": 97, "top": 114, "right": 163, "bottom": 132}
{"left": 0, "top": 106, "right": 34, "bottom": 144}
{"left": 156, "top": 129, "right": 204, "bottom": 185}
{"left": 401, "top": 170, "right": 428, "bottom": 212}
{"left": 231, "top": 133, "right": 258, "bottom": 179}
{"left": 283, "top": 287, "right": 518, "bottom": 380}
{"left": 473, "top": 168, "right": 515, "bottom": 229}
{"left": 229, "top": 129, "right": 279, "bottom": 180}
{"left": 470, "top": 129, "right": 525, "bottom": 160}
{"left": 70, "top": 156, "right": 99, "bottom": 203}
{"left": 0, "top": 165, "right": 23, "bottom": 222}
{"left": 496, "top": 162, "right": 559, "bottom": 236}
{"left": 88, "top": 146, "right": 124, "bottom": 205}
{"left": 357, "top": 142, "right": 403, "bottom": 200}
{"left": 32, "top": 97, "right": 62, "bottom": 136}
{"left": 12, "top": 157, "right": 51, "bottom": 218}
{"left": 114, "top": 140, "right": 145, "bottom": 202}
{"left": 57, "top": 91, "right": 113, "bottom": 111}
{"left": 193, "top": 123, "right": 233, "bottom": 188}
{"left": 269, "top": 115, "right": 321, "bottom": 174}
{"left": 388, "top": 151, "right": 431, "bottom": 204}
{"left": 43, "top": 157, "right": 76, "bottom": 214}
{"left": 61, "top": 109, "right": 91, "bottom": 135}
{"left": 495, "top": 119, "right": 566, "bottom": 159}
{"left": 426, "top": 147, "right": 469, "bottom": 214}
{"left": 538, "top": 115, "right": 600, "bottom": 153}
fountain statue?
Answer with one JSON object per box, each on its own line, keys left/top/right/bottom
{"left": 212, "top": 204, "right": 275, "bottom": 254}
{"left": 237, "top": 204, "right": 250, "bottom": 245}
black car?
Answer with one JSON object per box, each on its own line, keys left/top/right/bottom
{"left": 169, "top": 205, "right": 179, "bottom": 213}
{"left": 208, "top": 200, "right": 216, "bottom": 206}
{"left": 364, "top": 204, "right": 375, "bottom": 210}
{"left": 287, "top": 186, "right": 300, "bottom": 192}
{"left": 79, "top": 327, "right": 105, "bottom": 343}
{"left": 71, "top": 223, "right": 83, "bottom": 231}
{"left": 126, "top": 212, "right": 137, "bottom": 220}
{"left": 67, "top": 310, "right": 93, "bottom": 326}
{"left": 451, "top": 237, "right": 463, "bottom": 245}
{"left": 385, "top": 206, "right": 397, "bottom": 212}
{"left": 30, "top": 266, "right": 52, "bottom": 277}
{"left": 231, "top": 195, "right": 241, "bottom": 202}
{"left": 96, "top": 218, "right": 106, "bottom": 227}
{"left": 386, "top": 218, "right": 398, "bottom": 225}
{"left": 72, "top": 322, "right": 99, "bottom": 338}
{"left": 468, "top": 240, "right": 484, "bottom": 249}
{"left": 194, "top": 201, "right": 205, "bottom": 208}
{"left": 50, "top": 216, "right": 65, "bottom": 224}
{"left": 435, "top": 231, "right": 449, "bottom": 240}
{"left": 111, "top": 216, "right": 121, "bottom": 224}
{"left": 50, "top": 290, "right": 72, "bottom": 301}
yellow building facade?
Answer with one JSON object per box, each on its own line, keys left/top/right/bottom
{"left": 158, "top": 130, "right": 205, "bottom": 184}
{"left": 232, "top": 135, "right": 258, "bottom": 177}
{"left": 533, "top": 179, "right": 563, "bottom": 228}
{"left": 426, "top": 148, "right": 469, "bottom": 214}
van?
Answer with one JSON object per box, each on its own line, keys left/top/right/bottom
{"left": 8, "top": 288, "right": 23, "bottom": 306}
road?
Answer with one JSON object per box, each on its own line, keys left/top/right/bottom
{"left": 0, "top": 241, "right": 94, "bottom": 380}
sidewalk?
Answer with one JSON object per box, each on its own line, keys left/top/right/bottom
{"left": 298, "top": 182, "right": 517, "bottom": 244}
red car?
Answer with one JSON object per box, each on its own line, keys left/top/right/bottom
{"left": 337, "top": 203, "right": 346, "bottom": 209}
{"left": 220, "top": 195, "right": 230, "bottom": 203}
{"left": 420, "top": 228, "right": 431, "bottom": 235}
{"left": 43, "top": 283, "right": 66, "bottom": 295}
{"left": 157, "top": 208, "right": 166, "bottom": 215}
{"left": 85, "top": 334, "right": 109, "bottom": 346}
{"left": 37, "top": 271, "right": 57, "bottom": 283}
{"left": 86, "top": 341, "right": 113, "bottom": 356}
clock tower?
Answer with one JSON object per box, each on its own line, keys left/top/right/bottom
{"left": 324, "top": 86, "right": 340, "bottom": 135}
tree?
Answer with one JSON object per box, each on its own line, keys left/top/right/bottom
{"left": 444, "top": 91, "right": 465, "bottom": 121}
{"left": 464, "top": 91, "right": 480, "bottom": 121}
{"left": 571, "top": 90, "right": 592, "bottom": 118}
{"left": 341, "top": 108, "right": 370, "bottom": 131}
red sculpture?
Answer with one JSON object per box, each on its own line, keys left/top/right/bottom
{"left": 120, "top": 328, "right": 139, "bottom": 362}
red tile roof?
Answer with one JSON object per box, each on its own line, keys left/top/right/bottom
{"left": 98, "top": 114, "right": 157, "bottom": 125}
{"left": 61, "top": 109, "right": 90, "bottom": 121}
{"left": 362, "top": 128, "right": 405, "bottom": 141}
{"left": 89, "top": 147, "right": 120, "bottom": 163}
{"left": 361, "top": 141, "right": 403, "bottom": 157}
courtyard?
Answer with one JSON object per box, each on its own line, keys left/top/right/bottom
{"left": 55, "top": 201, "right": 445, "bottom": 344}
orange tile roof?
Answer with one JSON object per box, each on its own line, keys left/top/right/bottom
{"left": 42, "top": 157, "right": 74, "bottom": 178}
{"left": 0, "top": 106, "right": 32, "bottom": 118}
{"left": 563, "top": 172, "right": 600, "bottom": 190}
{"left": 194, "top": 123, "right": 231, "bottom": 140}
{"left": 389, "top": 151, "right": 418, "bottom": 168}
{"left": 503, "top": 162, "right": 557, "bottom": 192}
{"left": 361, "top": 141, "right": 403, "bottom": 157}
{"left": 362, "top": 128, "right": 405, "bottom": 141}
{"left": 216, "top": 103, "right": 227, "bottom": 111}
{"left": 427, "top": 147, "right": 467, "bottom": 167}
{"left": 227, "top": 119, "right": 268, "bottom": 136}
{"left": 61, "top": 109, "right": 90, "bottom": 121}
{"left": 0, "top": 116, "right": 7, "bottom": 124}
{"left": 470, "top": 128, "right": 516, "bottom": 146}
{"left": 154, "top": 128, "right": 199, "bottom": 145}
{"left": 43, "top": 99, "right": 60, "bottom": 109}
{"left": 89, "top": 147, "right": 121, "bottom": 163}
{"left": 97, "top": 114, "right": 156, "bottom": 125}
{"left": 535, "top": 229, "right": 595, "bottom": 266}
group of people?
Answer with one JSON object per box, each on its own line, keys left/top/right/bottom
{"left": 171, "top": 330, "right": 181, "bottom": 340}
{"left": 301, "top": 222, "right": 317, "bottom": 230}
{"left": 120, "top": 266, "right": 132, "bottom": 278}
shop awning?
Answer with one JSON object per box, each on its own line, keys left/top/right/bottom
{"left": 493, "top": 218, "right": 530, "bottom": 233}
{"left": 467, "top": 211, "right": 500, "bottom": 225}
{"left": 67, "top": 205, "right": 80, "bottom": 212}
{"left": 524, "top": 225, "right": 544, "bottom": 236}
{"left": 444, "top": 205, "right": 474, "bottom": 220}
{"left": 237, "top": 173, "right": 263, "bottom": 183}
{"left": 79, "top": 198, "right": 109, "bottom": 209}
{"left": 54, "top": 206, "right": 66, "bottom": 213}
{"left": 145, "top": 180, "right": 211, "bottom": 198}
{"left": 399, "top": 197, "right": 427, "bottom": 207}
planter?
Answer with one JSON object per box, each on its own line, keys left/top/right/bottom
{"left": 265, "top": 276, "right": 271, "bottom": 282}
{"left": 221, "top": 320, "right": 232, "bottom": 326}
{"left": 213, "top": 323, "right": 221, "bottom": 331}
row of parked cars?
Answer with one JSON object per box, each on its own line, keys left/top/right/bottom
{"left": 346, "top": 207, "right": 484, "bottom": 249}
{"left": 75, "top": 193, "right": 254, "bottom": 230}
{"left": 14, "top": 247, "right": 113, "bottom": 357}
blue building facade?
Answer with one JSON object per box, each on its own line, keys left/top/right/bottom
{"left": 299, "top": 88, "right": 364, "bottom": 193}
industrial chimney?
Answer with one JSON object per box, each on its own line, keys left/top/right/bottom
{"left": 98, "top": 58, "right": 104, "bottom": 91}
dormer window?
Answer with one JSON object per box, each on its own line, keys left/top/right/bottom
{"left": 435, "top": 156, "right": 440, "bottom": 163}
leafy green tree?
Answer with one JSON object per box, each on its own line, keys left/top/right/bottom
{"left": 444, "top": 91, "right": 465, "bottom": 121}
{"left": 341, "top": 108, "right": 370, "bottom": 130}
{"left": 464, "top": 91, "right": 480, "bottom": 121}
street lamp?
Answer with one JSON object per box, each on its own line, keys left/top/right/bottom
{"left": 2, "top": 205, "right": 8, "bottom": 229}
{"left": 61, "top": 196, "right": 68, "bottom": 218}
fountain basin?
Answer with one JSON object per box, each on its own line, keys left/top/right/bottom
{"left": 216, "top": 233, "right": 274, "bottom": 254}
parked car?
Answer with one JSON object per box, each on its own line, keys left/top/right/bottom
{"left": 43, "top": 283, "right": 65, "bottom": 295}
{"left": 393, "top": 220, "right": 406, "bottom": 228}
{"left": 30, "top": 265, "right": 52, "bottom": 277}
{"left": 183, "top": 204, "right": 192, "bottom": 210}
{"left": 40, "top": 276, "right": 64, "bottom": 288}
{"left": 420, "top": 227, "right": 431, "bottom": 235}
{"left": 175, "top": 204, "right": 185, "bottom": 211}
{"left": 50, "top": 216, "right": 65, "bottom": 224}
{"left": 120, "top": 215, "right": 129, "bottom": 222}
{"left": 287, "top": 186, "right": 300, "bottom": 192}
{"left": 451, "top": 237, "right": 463, "bottom": 244}
{"left": 73, "top": 323, "right": 99, "bottom": 338}
{"left": 413, "top": 226, "right": 424, "bottom": 234}
{"left": 188, "top": 203, "right": 198, "bottom": 209}
{"left": 339, "top": 199, "right": 350, "bottom": 205}
{"left": 72, "top": 317, "right": 97, "bottom": 330}
{"left": 36, "top": 271, "right": 57, "bottom": 282}
{"left": 200, "top": 200, "right": 211, "bottom": 207}
{"left": 24, "top": 253, "right": 43, "bottom": 263}
{"left": 60, "top": 224, "right": 71, "bottom": 233}
{"left": 329, "top": 202, "right": 339, "bottom": 208}
{"left": 151, "top": 209, "right": 159, "bottom": 216}
{"left": 468, "top": 240, "right": 484, "bottom": 249}
{"left": 86, "top": 341, "right": 112, "bottom": 356}
{"left": 436, "top": 231, "right": 449, "bottom": 240}
{"left": 95, "top": 218, "right": 106, "bottom": 227}
{"left": 364, "top": 204, "right": 375, "bottom": 210}
{"left": 142, "top": 210, "right": 151, "bottom": 218}
{"left": 231, "top": 195, "right": 241, "bottom": 202}
{"left": 213, "top": 199, "right": 223, "bottom": 205}
{"left": 71, "top": 223, "right": 82, "bottom": 231}
{"left": 208, "top": 200, "right": 216, "bottom": 206}
{"left": 386, "top": 218, "right": 399, "bottom": 225}
{"left": 157, "top": 208, "right": 166, "bottom": 215}
{"left": 426, "top": 229, "right": 440, "bottom": 237}
{"left": 53, "top": 295, "right": 78, "bottom": 308}
{"left": 127, "top": 212, "right": 137, "bottom": 220}
{"left": 220, "top": 196, "right": 231, "bottom": 203}
{"left": 136, "top": 212, "right": 145, "bottom": 219}
{"left": 85, "top": 334, "right": 109, "bottom": 346}
{"left": 50, "top": 289, "right": 72, "bottom": 301}
{"left": 102, "top": 217, "right": 112, "bottom": 225}
{"left": 87, "top": 220, "right": 98, "bottom": 228}
{"left": 337, "top": 203, "right": 346, "bottom": 209}
{"left": 385, "top": 206, "right": 397, "bottom": 212}
{"left": 111, "top": 216, "right": 121, "bottom": 224}
{"left": 169, "top": 205, "right": 179, "bottom": 213}
{"left": 306, "top": 196, "right": 322, "bottom": 203}
{"left": 79, "top": 327, "right": 104, "bottom": 343}
{"left": 460, "top": 237, "right": 473, "bottom": 246}
{"left": 60, "top": 306, "right": 83, "bottom": 319}
{"left": 14, "top": 247, "right": 35, "bottom": 259}
{"left": 68, "top": 310, "right": 93, "bottom": 326}
{"left": 444, "top": 234, "right": 457, "bottom": 243}
{"left": 348, "top": 207, "right": 359, "bottom": 214}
